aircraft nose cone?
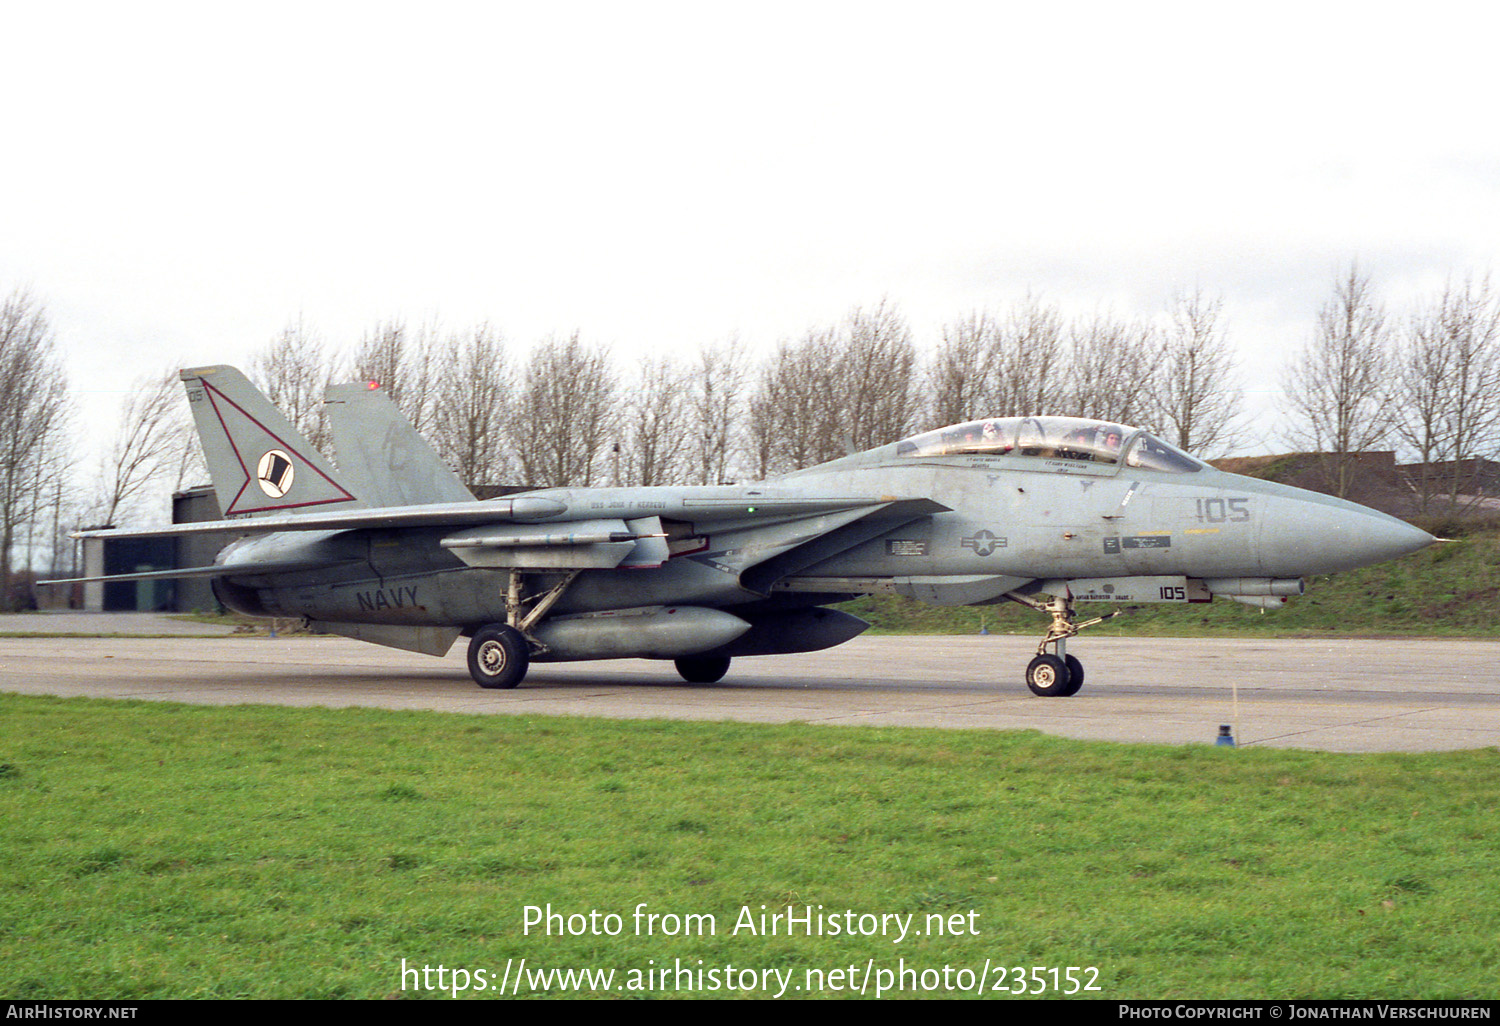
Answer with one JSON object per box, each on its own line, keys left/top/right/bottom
{"left": 1221, "top": 477, "right": 1438, "bottom": 577}
{"left": 1318, "top": 509, "right": 1437, "bottom": 573}
{"left": 1375, "top": 518, "right": 1439, "bottom": 561}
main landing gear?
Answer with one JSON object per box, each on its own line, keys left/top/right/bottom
{"left": 465, "top": 569, "right": 580, "bottom": 689}
{"left": 462, "top": 570, "right": 735, "bottom": 689}
{"left": 1008, "top": 588, "right": 1122, "bottom": 697}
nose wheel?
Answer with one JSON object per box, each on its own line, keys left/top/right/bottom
{"left": 1025, "top": 653, "right": 1085, "bottom": 697}
{"left": 1007, "top": 585, "right": 1122, "bottom": 698}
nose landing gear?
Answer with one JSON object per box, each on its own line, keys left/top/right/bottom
{"left": 1009, "top": 586, "right": 1122, "bottom": 697}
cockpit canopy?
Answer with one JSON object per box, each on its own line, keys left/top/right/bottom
{"left": 893, "top": 416, "right": 1204, "bottom": 473}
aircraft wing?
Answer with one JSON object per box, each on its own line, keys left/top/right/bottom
{"left": 426, "top": 495, "right": 950, "bottom": 573}
{"left": 71, "top": 494, "right": 947, "bottom": 541}
{"left": 59, "top": 493, "right": 951, "bottom": 583}
{"left": 730, "top": 497, "right": 949, "bottom": 594}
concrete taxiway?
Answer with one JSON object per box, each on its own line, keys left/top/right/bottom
{"left": 0, "top": 623, "right": 1496, "bottom": 752}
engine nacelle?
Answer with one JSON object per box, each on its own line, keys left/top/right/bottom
{"left": 211, "top": 576, "right": 273, "bottom": 617}
{"left": 696, "top": 607, "right": 870, "bottom": 658}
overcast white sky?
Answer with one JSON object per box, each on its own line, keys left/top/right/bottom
{"left": 4, "top": 1, "right": 1499, "bottom": 458}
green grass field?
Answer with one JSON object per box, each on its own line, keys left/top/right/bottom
{"left": 3, "top": 694, "right": 1498, "bottom": 999}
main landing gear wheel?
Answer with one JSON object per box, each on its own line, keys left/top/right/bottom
{"left": 1026, "top": 654, "right": 1081, "bottom": 697}
{"left": 468, "top": 624, "right": 529, "bottom": 689}
{"left": 674, "top": 655, "right": 731, "bottom": 684}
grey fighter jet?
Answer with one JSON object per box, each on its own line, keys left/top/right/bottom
{"left": 63, "top": 366, "right": 1437, "bottom": 696}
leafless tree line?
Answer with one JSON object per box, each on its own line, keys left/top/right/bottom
{"left": 238, "top": 318, "right": 751, "bottom": 491}
{"left": 1283, "top": 265, "right": 1500, "bottom": 506}
{"left": 217, "top": 292, "right": 1244, "bottom": 489}
{"left": 927, "top": 290, "right": 1240, "bottom": 458}
{"left": 182, "top": 274, "right": 1500, "bottom": 510}
{"left": 0, "top": 281, "right": 1319, "bottom": 602}
{"left": 7, "top": 266, "right": 1500, "bottom": 606}
{"left": 0, "top": 289, "right": 70, "bottom": 607}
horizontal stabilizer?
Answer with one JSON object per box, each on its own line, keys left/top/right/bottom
{"left": 72, "top": 496, "right": 570, "bottom": 541}
{"left": 41, "top": 558, "right": 362, "bottom": 586}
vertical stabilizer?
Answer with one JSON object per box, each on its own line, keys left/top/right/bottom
{"left": 324, "top": 382, "right": 476, "bottom": 507}
{"left": 181, "top": 366, "right": 363, "bottom": 517}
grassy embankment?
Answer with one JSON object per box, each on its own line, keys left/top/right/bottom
{"left": 2, "top": 694, "right": 1498, "bottom": 999}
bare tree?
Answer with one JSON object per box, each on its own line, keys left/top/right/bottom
{"left": 90, "top": 369, "right": 183, "bottom": 526}
{"left": 1393, "top": 276, "right": 1500, "bottom": 511}
{"left": 506, "top": 332, "right": 617, "bottom": 487}
{"left": 833, "top": 299, "right": 920, "bottom": 452}
{"left": 1151, "top": 288, "right": 1241, "bottom": 456}
{"left": 0, "top": 289, "right": 71, "bottom": 609}
{"left": 250, "top": 316, "right": 335, "bottom": 456}
{"left": 746, "top": 328, "right": 840, "bottom": 475}
{"left": 687, "top": 338, "right": 747, "bottom": 485}
{"left": 993, "top": 295, "right": 1068, "bottom": 418}
{"left": 40, "top": 436, "right": 78, "bottom": 576}
{"left": 616, "top": 356, "right": 692, "bottom": 486}
{"left": 745, "top": 357, "right": 781, "bottom": 481}
{"left": 430, "top": 324, "right": 511, "bottom": 487}
{"left": 1065, "top": 311, "right": 1158, "bottom": 425}
{"left": 746, "top": 302, "right": 920, "bottom": 476}
{"left": 161, "top": 412, "right": 207, "bottom": 494}
{"left": 350, "top": 317, "right": 441, "bottom": 435}
{"left": 349, "top": 319, "right": 403, "bottom": 392}
{"left": 1282, "top": 267, "right": 1393, "bottom": 496}
{"left": 933, "top": 300, "right": 1140, "bottom": 429}
{"left": 929, "top": 311, "right": 998, "bottom": 428}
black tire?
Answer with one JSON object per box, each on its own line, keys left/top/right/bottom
{"left": 1061, "top": 654, "right": 1085, "bottom": 696}
{"left": 674, "top": 655, "right": 731, "bottom": 684}
{"left": 1025, "top": 654, "right": 1074, "bottom": 697}
{"left": 467, "top": 624, "right": 529, "bottom": 689}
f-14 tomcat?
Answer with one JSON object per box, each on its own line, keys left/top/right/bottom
{"left": 65, "top": 366, "right": 1436, "bottom": 696}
